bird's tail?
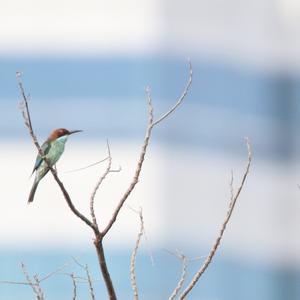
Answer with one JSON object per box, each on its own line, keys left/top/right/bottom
{"left": 28, "top": 180, "right": 39, "bottom": 204}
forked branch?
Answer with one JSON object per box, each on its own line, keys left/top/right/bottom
{"left": 72, "top": 258, "right": 96, "bottom": 300}
{"left": 102, "top": 60, "right": 193, "bottom": 237}
{"left": 167, "top": 250, "right": 188, "bottom": 300}
{"left": 90, "top": 140, "right": 113, "bottom": 227}
{"left": 21, "top": 263, "right": 44, "bottom": 300}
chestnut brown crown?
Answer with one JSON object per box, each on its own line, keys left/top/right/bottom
{"left": 47, "top": 128, "right": 82, "bottom": 141}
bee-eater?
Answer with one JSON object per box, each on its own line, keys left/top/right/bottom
{"left": 28, "top": 128, "right": 82, "bottom": 203}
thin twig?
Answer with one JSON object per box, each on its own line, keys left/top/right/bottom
{"left": 153, "top": 60, "right": 192, "bottom": 126}
{"left": 0, "top": 262, "right": 69, "bottom": 286}
{"left": 167, "top": 250, "right": 188, "bottom": 300}
{"left": 64, "top": 157, "right": 109, "bottom": 174}
{"left": 90, "top": 140, "right": 112, "bottom": 227}
{"left": 179, "top": 137, "right": 252, "bottom": 299}
{"left": 0, "top": 280, "right": 31, "bottom": 285}
{"left": 71, "top": 258, "right": 96, "bottom": 300}
{"left": 128, "top": 205, "right": 155, "bottom": 267}
{"left": 142, "top": 228, "right": 155, "bottom": 267}
{"left": 102, "top": 61, "right": 192, "bottom": 237}
{"left": 71, "top": 256, "right": 86, "bottom": 269}
{"left": 71, "top": 274, "right": 77, "bottom": 300}
{"left": 17, "top": 72, "right": 33, "bottom": 131}
{"left": 101, "top": 88, "right": 153, "bottom": 237}
{"left": 229, "top": 170, "right": 234, "bottom": 201}
{"left": 40, "top": 262, "right": 70, "bottom": 282}
{"left": 85, "top": 265, "right": 96, "bottom": 300}
{"left": 58, "top": 272, "right": 102, "bottom": 283}
{"left": 130, "top": 208, "right": 144, "bottom": 300}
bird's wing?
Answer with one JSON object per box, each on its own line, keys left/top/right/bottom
{"left": 31, "top": 141, "right": 51, "bottom": 175}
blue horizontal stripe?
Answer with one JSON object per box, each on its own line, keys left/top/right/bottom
{"left": 0, "top": 249, "right": 299, "bottom": 300}
{"left": 1, "top": 55, "right": 300, "bottom": 161}
{"left": 0, "top": 55, "right": 299, "bottom": 116}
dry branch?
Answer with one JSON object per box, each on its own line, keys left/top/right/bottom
{"left": 0, "top": 262, "right": 69, "bottom": 287}
{"left": 21, "top": 263, "right": 44, "bottom": 300}
{"left": 90, "top": 140, "right": 113, "bottom": 227}
{"left": 72, "top": 257, "right": 96, "bottom": 300}
{"left": 64, "top": 156, "right": 109, "bottom": 174}
{"left": 2, "top": 260, "right": 100, "bottom": 299}
{"left": 33, "top": 275, "right": 45, "bottom": 300}
{"left": 179, "top": 137, "right": 252, "bottom": 299}
{"left": 86, "top": 265, "right": 96, "bottom": 300}
{"left": 102, "top": 61, "right": 192, "bottom": 237}
{"left": 39, "top": 263, "right": 70, "bottom": 283}
{"left": 70, "top": 273, "right": 77, "bottom": 300}
{"left": 167, "top": 251, "right": 188, "bottom": 300}
{"left": 153, "top": 59, "right": 192, "bottom": 126}
{"left": 130, "top": 208, "right": 145, "bottom": 300}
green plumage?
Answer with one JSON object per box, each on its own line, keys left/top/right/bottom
{"left": 28, "top": 135, "right": 68, "bottom": 203}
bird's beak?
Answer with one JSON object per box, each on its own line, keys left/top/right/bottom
{"left": 68, "top": 130, "right": 83, "bottom": 135}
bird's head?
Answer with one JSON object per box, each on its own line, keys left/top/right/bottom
{"left": 48, "top": 128, "right": 82, "bottom": 141}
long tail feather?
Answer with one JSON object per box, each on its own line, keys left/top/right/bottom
{"left": 28, "top": 180, "right": 39, "bottom": 204}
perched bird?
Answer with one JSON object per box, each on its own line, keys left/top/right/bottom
{"left": 28, "top": 128, "right": 82, "bottom": 203}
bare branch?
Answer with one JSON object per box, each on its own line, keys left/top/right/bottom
{"left": 179, "top": 137, "right": 252, "bottom": 299}
{"left": 229, "top": 170, "right": 234, "bottom": 201}
{"left": 40, "top": 262, "right": 70, "bottom": 282}
{"left": 85, "top": 265, "right": 96, "bottom": 300}
{"left": 130, "top": 208, "right": 144, "bottom": 300}
{"left": 71, "top": 274, "right": 77, "bottom": 300}
{"left": 0, "top": 262, "right": 69, "bottom": 288}
{"left": 64, "top": 156, "right": 109, "bottom": 174}
{"left": 90, "top": 140, "right": 112, "bottom": 227}
{"left": 71, "top": 258, "right": 96, "bottom": 300}
{"left": 17, "top": 72, "right": 97, "bottom": 233}
{"left": 2, "top": 260, "right": 103, "bottom": 299}
{"left": 102, "top": 61, "right": 192, "bottom": 237}
{"left": 71, "top": 256, "right": 86, "bottom": 269}
{"left": 167, "top": 251, "right": 188, "bottom": 300}
{"left": 101, "top": 90, "right": 154, "bottom": 237}
{"left": 17, "top": 72, "right": 33, "bottom": 133}
{"left": 33, "top": 275, "right": 45, "bottom": 300}
{"left": 21, "top": 263, "right": 37, "bottom": 290}
{"left": 21, "top": 263, "right": 44, "bottom": 300}
{"left": 0, "top": 280, "right": 31, "bottom": 285}
{"left": 153, "top": 59, "right": 192, "bottom": 126}
{"left": 17, "top": 73, "right": 43, "bottom": 158}
{"left": 128, "top": 205, "right": 155, "bottom": 267}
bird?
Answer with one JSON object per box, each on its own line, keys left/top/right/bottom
{"left": 28, "top": 128, "right": 82, "bottom": 203}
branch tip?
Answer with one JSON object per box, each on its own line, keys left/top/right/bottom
{"left": 179, "top": 138, "right": 252, "bottom": 299}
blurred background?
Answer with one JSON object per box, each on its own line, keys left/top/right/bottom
{"left": 1, "top": 0, "right": 300, "bottom": 299}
